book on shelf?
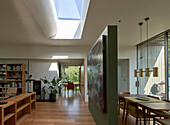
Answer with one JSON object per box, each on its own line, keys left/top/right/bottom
{"left": 0, "top": 78, "right": 5, "bottom": 80}
{"left": 9, "top": 82, "right": 22, "bottom": 87}
{"left": 7, "top": 65, "right": 22, "bottom": 71}
{"left": 0, "top": 72, "right": 6, "bottom": 74}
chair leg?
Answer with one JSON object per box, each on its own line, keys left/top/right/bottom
{"left": 122, "top": 108, "right": 125, "bottom": 122}
{"left": 125, "top": 111, "right": 128, "bottom": 125}
{"left": 148, "top": 110, "right": 150, "bottom": 125}
{"left": 136, "top": 117, "right": 138, "bottom": 125}
{"left": 136, "top": 110, "right": 138, "bottom": 125}
{"left": 153, "top": 117, "right": 155, "bottom": 125}
{"left": 118, "top": 106, "right": 120, "bottom": 115}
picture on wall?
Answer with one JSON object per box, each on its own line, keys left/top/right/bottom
{"left": 87, "top": 35, "right": 106, "bottom": 112}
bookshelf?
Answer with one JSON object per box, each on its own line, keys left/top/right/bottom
{"left": 0, "top": 63, "right": 26, "bottom": 97}
{"left": 0, "top": 92, "right": 36, "bottom": 125}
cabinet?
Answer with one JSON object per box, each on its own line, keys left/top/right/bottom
{"left": 33, "top": 80, "right": 41, "bottom": 100}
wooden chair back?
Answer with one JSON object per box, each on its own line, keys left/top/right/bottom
{"left": 119, "top": 92, "right": 130, "bottom": 94}
{"left": 67, "top": 82, "right": 74, "bottom": 90}
{"left": 147, "top": 95, "right": 160, "bottom": 100}
{"left": 163, "top": 99, "right": 170, "bottom": 103}
{"left": 5, "top": 87, "right": 17, "bottom": 98}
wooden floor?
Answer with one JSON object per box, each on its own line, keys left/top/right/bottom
{"left": 23, "top": 91, "right": 95, "bottom": 125}
{"left": 118, "top": 109, "right": 138, "bottom": 125}
{"left": 22, "top": 91, "right": 145, "bottom": 125}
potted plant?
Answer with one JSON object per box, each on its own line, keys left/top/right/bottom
{"left": 40, "top": 77, "right": 61, "bottom": 101}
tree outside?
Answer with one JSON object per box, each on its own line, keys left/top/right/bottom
{"left": 63, "top": 66, "right": 79, "bottom": 83}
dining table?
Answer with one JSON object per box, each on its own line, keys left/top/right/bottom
{"left": 138, "top": 102, "right": 170, "bottom": 124}
{"left": 119, "top": 94, "right": 170, "bottom": 125}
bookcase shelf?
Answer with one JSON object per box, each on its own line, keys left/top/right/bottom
{"left": 1, "top": 92, "right": 37, "bottom": 125}
{"left": 17, "top": 114, "right": 30, "bottom": 125}
{"left": 4, "top": 113, "right": 15, "bottom": 122}
{"left": 17, "top": 103, "right": 30, "bottom": 113}
{"left": 0, "top": 63, "right": 26, "bottom": 97}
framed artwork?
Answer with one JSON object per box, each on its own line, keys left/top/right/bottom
{"left": 87, "top": 35, "right": 106, "bottom": 112}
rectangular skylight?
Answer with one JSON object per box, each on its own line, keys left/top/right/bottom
{"left": 54, "top": 0, "right": 83, "bottom": 20}
{"left": 49, "top": 63, "right": 59, "bottom": 71}
{"left": 52, "top": 56, "right": 69, "bottom": 59}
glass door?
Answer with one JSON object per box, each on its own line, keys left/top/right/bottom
{"left": 137, "top": 34, "right": 166, "bottom": 100}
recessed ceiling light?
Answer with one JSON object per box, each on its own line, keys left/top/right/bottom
{"left": 52, "top": 56, "right": 69, "bottom": 59}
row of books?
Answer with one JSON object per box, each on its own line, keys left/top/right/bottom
{"left": 7, "top": 65, "right": 22, "bottom": 71}
{"left": 0, "top": 67, "right": 6, "bottom": 71}
{"left": 7, "top": 78, "right": 22, "bottom": 81}
{"left": 7, "top": 72, "right": 22, "bottom": 78}
{"left": 0, "top": 65, "right": 5, "bottom": 67}
{"left": 0, "top": 72, "right": 6, "bottom": 74}
{"left": 0, "top": 78, "right": 5, "bottom": 80}
{"left": 0, "top": 82, "right": 22, "bottom": 87}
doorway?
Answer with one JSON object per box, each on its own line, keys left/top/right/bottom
{"left": 118, "top": 59, "right": 129, "bottom": 93}
{"left": 58, "top": 59, "right": 85, "bottom": 101}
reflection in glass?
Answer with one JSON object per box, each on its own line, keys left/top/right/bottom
{"left": 137, "top": 35, "right": 165, "bottom": 99}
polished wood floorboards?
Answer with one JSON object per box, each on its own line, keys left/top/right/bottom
{"left": 23, "top": 91, "right": 95, "bottom": 125}
{"left": 22, "top": 91, "right": 144, "bottom": 125}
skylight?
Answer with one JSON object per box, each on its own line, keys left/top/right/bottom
{"left": 52, "top": 56, "right": 69, "bottom": 59}
{"left": 54, "top": 0, "right": 83, "bottom": 20}
{"left": 51, "top": 0, "right": 90, "bottom": 39}
{"left": 49, "top": 63, "right": 58, "bottom": 71}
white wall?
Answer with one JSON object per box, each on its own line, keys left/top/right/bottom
{"left": 0, "top": 44, "right": 89, "bottom": 101}
{"left": 118, "top": 45, "right": 137, "bottom": 94}
{"left": 29, "top": 61, "right": 58, "bottom": 99}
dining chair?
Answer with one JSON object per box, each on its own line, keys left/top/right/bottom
{"left": 67, "top": 82, "right": 74, "bottom": 94}
{"left": 118, "top": 92, "right": 130, "bottom": 122}
{"left": 151, "top": 99, "right": 170, "bottom": 120}
{"left": 154, "top": 118, "right": 170, "bottom": 125}
{"left": 146, "top": 95, "right": 161, "bottom": 123}
{"left": 147, "top": 95, "right": 160, "bottom": 100}
{"left": 163, "top": 99, "right": 170, "bottom": 102}
{"left": 125, "top": 100, "right": 150, "bottom": 125}
{"left": 119, "top": 92, "right": 130, "bottom": 94}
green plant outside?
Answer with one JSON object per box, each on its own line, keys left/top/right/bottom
{"left": 63, "top": 66, "right": 79, "bottom": 83}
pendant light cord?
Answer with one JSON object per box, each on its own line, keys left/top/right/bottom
{"left": 140, "top": 23, "right": 143, "bottom": 42}
{"left": 145, "top": 17, "right": 149, "bottom": 68}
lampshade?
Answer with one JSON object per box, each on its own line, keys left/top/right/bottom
{"left": 139, "top": 69, "right": 143, "bottom": 77}
{"left": 134, "top": 69, "right": 138, "bottom": 77}
{"left": 153, "top": 67, "right": 158, "bottom": 77}
{"left": 145, "top": 68, "right": 150, "bottom": 77}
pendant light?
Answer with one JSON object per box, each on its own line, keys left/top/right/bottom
{"left": 144, "top": 17, "right": 158, "bottom": 77}
{"left": 134, "top": 22, "right": 143, "bottom": 77}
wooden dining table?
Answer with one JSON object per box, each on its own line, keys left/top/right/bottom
{"left": 119, "top": 94, "right": 170, "bottom": 125}
{"left": 138, "top": 102, "right": 170, "bottom": 124}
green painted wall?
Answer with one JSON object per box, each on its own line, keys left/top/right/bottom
{"left": 88, "top": 26, "right": 118, "bottom": 125}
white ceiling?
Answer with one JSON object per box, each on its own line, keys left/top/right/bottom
{"left": 0, "top": 0, "right": 170, "bottom": 47}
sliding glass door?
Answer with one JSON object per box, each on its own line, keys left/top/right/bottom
{"left": 137, "top": 32, "right": 167, "bottom": 100}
